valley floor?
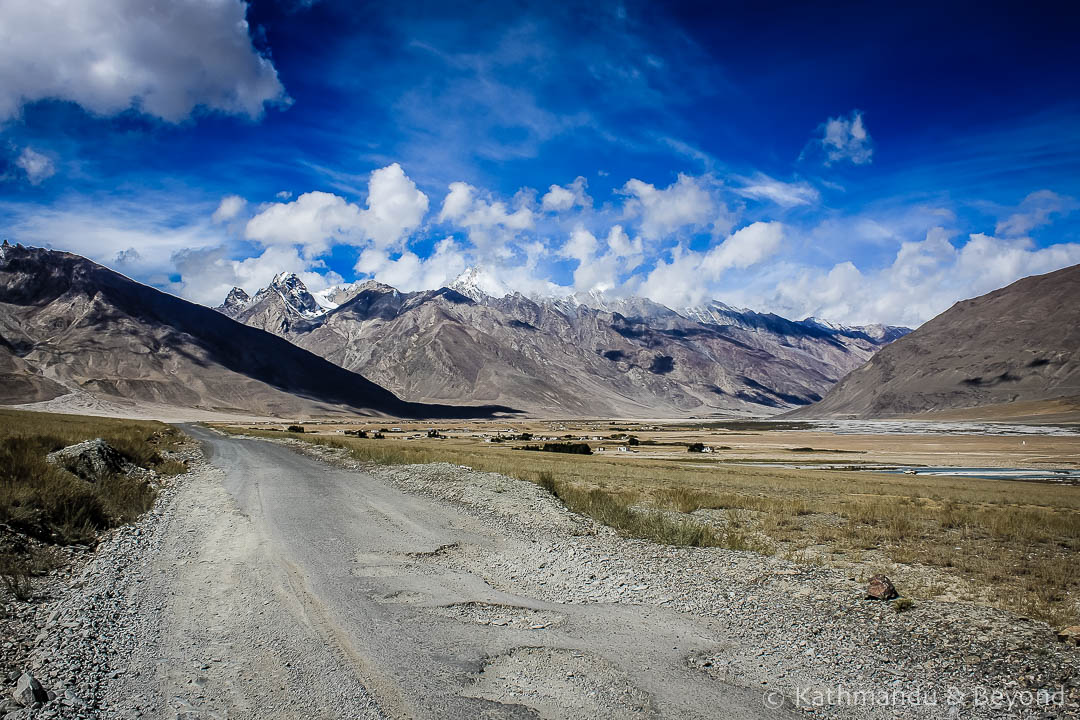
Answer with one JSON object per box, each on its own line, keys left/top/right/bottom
{"left": 5, "top": 426, "right": 1079, "bottom": 719}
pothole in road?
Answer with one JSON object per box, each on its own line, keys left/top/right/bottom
{"left": 407, "top": 542, "right": 460, "bottom": 559}
{"left": 375, "top": 590, "right": 428, "bottom": 604}
{"left": 463, "top": 646, "right": 654, "bottom": 719}
{"left": 431, "top": 601, "right": 566, "bottom": 630}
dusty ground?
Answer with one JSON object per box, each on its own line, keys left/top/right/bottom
{"left": 233, "top": 417, "right": 1080, "bottom": 470}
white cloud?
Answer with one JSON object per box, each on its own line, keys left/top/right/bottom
{"left": 541, "top": 176, "right": 590, "bottom": 212}
{"left": 995, "top": 190, "right": 1077, "bottom": 237}
{"left": 245, "top": 191, "right": 362, "bottom": 256}
{"left": 752, "top": 229, "right": 1080, "bottom": 326}
{"left": 358, "top": 163, "right": 429, "bottom": 249}
{"left": 620, "top": 174, "right": 723, "bottom": 239}
{"left": 437, "top": 181, "right": 535, "bottom": 259}
{"left": 14, "top": 147, "right": 55, "bottom": 184}
{"left": 703, "top": 221, "right": 785, "bottom": 273}
{"left": 636, "top": 222, "right": 785, "bottom": 307}
{"left": 0, "top": 0, "right": 287, "bottom": 122}
{"left": 636, "top": 245, "right": 705, "bottom": 307}
{"left": 211, "top": 195, "right": 246, "bottom": 223}
{"left": 244, "top": 163, "right": 429, "bottom": 256}
{"left": 354, "top": 237, "right": 468, "bottom": 292}
{"left": 806, "top": 110, "right": 873, "bottom": 166}
{"left": 4, "top": 197, "right": 224, "bottom": 275}
{"left": 733, "top": 173, "right": 819, "bottom": 207}
{"left": 438, "top": 182, "right": 533, "bottom": 230}
{"left": 558, "top": 224, "right": 644, "bottom": 294}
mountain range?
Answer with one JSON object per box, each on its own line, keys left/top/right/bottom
{"left": 216, "top": 268, "right": 909, "bottom": 417}
{"left": 4, "top": 242, "right": 1075, "bottom": 422}
{"left": 0, "top": 244, "right": 511, "bottom": 418}
{"left": 790, "top": 263, "right": 1080, "bottom": 421}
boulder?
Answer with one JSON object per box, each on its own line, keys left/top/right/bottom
{"left": 866, "top": 575, "right": 899, "bottom": 601}
{"left": 46, "top": 438, "right": 130, "bottom": 482}
{"left": 12, "top": 673, "right": 46, "bottom": 707}
{"left": 1056, "top": 626, "right": 1080, "bottom": 646}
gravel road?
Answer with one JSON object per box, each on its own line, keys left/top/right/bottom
{"left": 6, "top": 427, "right": 1078, "bottom": 719}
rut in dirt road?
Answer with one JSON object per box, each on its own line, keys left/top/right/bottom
{"left": 171, "top": 425, "right": 791, "bottom": 719}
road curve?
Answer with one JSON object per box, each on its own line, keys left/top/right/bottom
{"left": 178, "top": 425, "right": 794, "bottom": 719}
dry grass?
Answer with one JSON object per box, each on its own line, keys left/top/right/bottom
{"left": 221, "top": 425, "right": 1080, "bottom": 627}
{"left": 0, "top": 409, "right": 186, "bottom": 545}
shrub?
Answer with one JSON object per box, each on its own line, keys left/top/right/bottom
{"left": 521, "top": 443, "right": 592, "bottom": 455}
{"left": 893, "top": 597, "right": 915, "bottom": 613}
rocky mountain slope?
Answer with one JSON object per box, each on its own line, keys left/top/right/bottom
{"left": 0, "top": 244, "right": 510, "bottom": 418}
{"left": 789, "top": 264, "right": 1080, "bottom": 420}
{"left": 217, "top": 269, "right": 909, "bottom": 417}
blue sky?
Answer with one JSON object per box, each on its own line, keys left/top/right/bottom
{"left": 1, "top": 0, "right": 1078, "bottom": 326}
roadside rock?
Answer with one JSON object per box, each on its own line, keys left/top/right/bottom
{"left": 866, "top": 574, "right": 898, "bottom": 600}
{"left": 12, "top": 673, "right": 46, "bottom": 707}
{"left": 46, "top": 439, "right": 129, "bottom": 482}
{"left": 1059, "top": 626, "right": 1080, "bottom": 646}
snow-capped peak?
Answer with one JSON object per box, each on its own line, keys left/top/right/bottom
{"left": 449, "top": 266, "right": 511, "bottom": 301}
{"left": 678, "top": 300, "right": 748, "bottom": 325}
{"left": 263, "top": 273, "right": 324, "bottom": 318}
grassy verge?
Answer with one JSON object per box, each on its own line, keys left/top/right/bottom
{"left": 221, "top": 426, "right": 1080, "bottom": 627}
{"left": 0, "top": 409, "right": 188, "bottom": 600}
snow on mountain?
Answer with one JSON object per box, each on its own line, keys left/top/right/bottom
{"left": 218, "top": 286, "right": 252, "bottom": 315}
{"left": 449, "top": 267, "right": 511, "bottom": 301}
{"left": 265, "top": 272, "right": 324, "bottom": 319}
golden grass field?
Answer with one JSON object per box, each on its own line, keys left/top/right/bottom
{"left": 218, "top": 417, "right": 1080, "bottom": 628}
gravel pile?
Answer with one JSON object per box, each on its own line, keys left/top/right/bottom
{"left": 1, "top": 443, "right": 200, "bottom": 720}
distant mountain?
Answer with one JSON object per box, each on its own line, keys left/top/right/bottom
{"left": 218, "top": 267, "right": 910, "bottom": 417}
{"left": 0, "top": 244, "right": 512, "bottom": 419}
{"left": 789, "top": 264, "right": 1080, "bottom": 421}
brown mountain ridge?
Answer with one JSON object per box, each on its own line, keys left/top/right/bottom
{"left": 789, "top": 263, "right": 1080, "bottom": 421}
{"left": 0, "top": 244, "right": 513, "bottom": 419}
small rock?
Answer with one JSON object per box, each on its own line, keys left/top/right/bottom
{"left": 866, "top": 575, "right": 898, "bottom": 601}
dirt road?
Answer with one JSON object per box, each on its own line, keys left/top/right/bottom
{"left": 107, "top": 425, "right": 791, "bottom": 719}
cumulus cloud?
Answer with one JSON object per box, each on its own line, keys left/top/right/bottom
{"left": 559, "top": 224, "right": 642, "bottom": 293}
{"left": 755, "top": 229, "right": 1080, "bottom": 326}
{"left": 636, "top": 222, "right": 784, "bottom": 307}
{"left": 437, "top": 181, "right": 534, "bottom": 257}
{"left": 541, "top": 176, "right": 590, "bottom": 212}
{"left": 354, "top": 237, "right": 468, "bottom": 292}
{"left": 703, "top": 222, "right": 785, "bottom": 273}
{"left": 733, "top": 174, "right": 819, "bottom": 207}
{"left": 244, "top": 163, "right": 428, "bottom": 256}
{"left": 358, "top": 163, "right": 430, "bottom": 248}
{"left": 212, "top": 195, "right": 246, "bottom": 223}
{"left": 620, "top": 174, "right": 724, "bottom": 240}
{"left": 438, "top": 182, "right": 534, "bottom": 230}
{"left": 245, "top": 191, "right": 362, "bottom": 256}
{"left": 995, "top": 190, "right": 1077, "bottom": 237}
{"left": 805, "top": 110, "right": 873, "bottom": 166}
{"left": 14, "top": 147, "right": 55, "bottom": 184}
{"left": 0, "top": 0, "right": 287, "bottom": 122}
